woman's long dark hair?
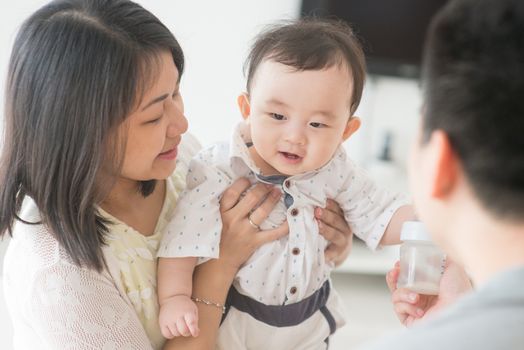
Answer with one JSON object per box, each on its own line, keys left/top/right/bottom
{"left": 0, "top": 0, "right": 184, "bottom": 271}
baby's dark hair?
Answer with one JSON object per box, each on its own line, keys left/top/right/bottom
{"left": 244, "top": 18, "right": 366, "bottom": 115}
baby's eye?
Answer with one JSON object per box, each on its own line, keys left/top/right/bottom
{"left": 271, "top": 113, "right": 285, "bottom": 120}
{"left": 310, "top": 122, "right": 326, "bottom": 128}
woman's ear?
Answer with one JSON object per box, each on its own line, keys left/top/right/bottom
{"left": 342, "top": 116, "right": 361, "bottom": 141}
{"left": 237, "top": 93, "right": 251, "bottom": 120}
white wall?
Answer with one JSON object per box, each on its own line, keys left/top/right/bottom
{"left": 0, "top": 0, "right": 302, "bottom": 142}
{"left": 143, "top": 1, "right": 302, "bottom": 146}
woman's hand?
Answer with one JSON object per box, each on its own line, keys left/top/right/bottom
{"left": 315, "top": 199, "right": 353, "bottom": 266}
{"left": 387, "top": 260, "right": 473, "bottom": 327}
{"left": 219, "top": 178, "right": 288, "bottom": 271}
{"left": 164, "top": 178, "right": 287, "bottom": 350}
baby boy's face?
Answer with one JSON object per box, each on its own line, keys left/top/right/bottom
{"left": 244, "top": 59, "right": 357, "bottom": 176}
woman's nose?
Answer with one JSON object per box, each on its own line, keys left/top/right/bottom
{"left": 166, "top": 97, "right": 188, "bottom": 137}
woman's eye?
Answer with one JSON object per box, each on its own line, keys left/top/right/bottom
{"left": 271, "top": 113, "right": 285, "bottom": 120}
{"left": 310, "top": 122, "right": 326, "bottom": 128}
{"left": 147, "top": 116, "right": 162, "bottom": 124}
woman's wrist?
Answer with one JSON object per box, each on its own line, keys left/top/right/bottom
{"left": 192, "top": 258, "right": 237, "bottom": 303}
{"left": 333, "top": 246, "right": 351, "bottom": 267}
{"left": 163, "top": 259, "right": 237, "bottom": 349}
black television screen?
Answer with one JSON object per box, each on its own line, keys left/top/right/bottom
{"left": 301, "top": 0, "right": 449, "bottom": 78}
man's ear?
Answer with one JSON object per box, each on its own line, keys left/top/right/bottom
{"left": 342, "top": 116, "right": 361, "bottom": 141}
{"left": 237, "top": 93, "right": 251, "bottom": 120}
{"left": 427, "top": 130, "right": 459, "bottom": 198}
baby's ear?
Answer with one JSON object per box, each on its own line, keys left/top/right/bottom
{"left": 342, "top": 116, "right": 361, "bottom": 141}
{"left": 237, "top": 93, "right": 251, "bottom": 120}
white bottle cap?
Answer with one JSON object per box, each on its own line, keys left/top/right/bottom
{"left": 400, "top": 221, "right": 433, "bottom": 241}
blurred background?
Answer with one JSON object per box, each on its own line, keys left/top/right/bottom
{"left": 0, "top": 0, "right": 448, "bottom": 348}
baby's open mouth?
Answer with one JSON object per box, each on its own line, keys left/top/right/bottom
{"left": 280, "top": 151, "right": 301, "bottom": 160}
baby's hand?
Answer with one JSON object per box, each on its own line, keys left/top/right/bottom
{"left": 159, "top": 295, "right": 199, "bottom": 338}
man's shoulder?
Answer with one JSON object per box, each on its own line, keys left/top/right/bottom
{"left": 360, "top": 287, "right": 524, "bottom": 350}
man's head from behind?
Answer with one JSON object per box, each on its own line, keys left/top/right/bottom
{"left": 411, "top": 0, "right": 524, "bottom": 245}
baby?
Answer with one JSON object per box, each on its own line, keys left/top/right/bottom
{"left": 157, "top": 19, "right": 414, "bottom": 349}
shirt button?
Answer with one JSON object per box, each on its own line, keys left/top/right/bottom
{"left": 289, "top": 286, "right": 297, "bottom": 294}
{"left": 290, "top": 208, "right": 299, "bottom": 216}
{"left": 284, "top": 180, "right": 291, "bottom": 188}
{"left": 292, "top": 247, "right": 300, "bottom": 255}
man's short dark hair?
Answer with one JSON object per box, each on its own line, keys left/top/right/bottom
{"left": 422, "top": 0, "right": 524, "bottom": 220}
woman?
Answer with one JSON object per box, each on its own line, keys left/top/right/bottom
{"left": 0, "top": 1, "right": 352, "bottom": 349}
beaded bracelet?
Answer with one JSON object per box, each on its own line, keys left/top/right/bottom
{"left": 191, "top": 297, "right": 226, "bottom": 314}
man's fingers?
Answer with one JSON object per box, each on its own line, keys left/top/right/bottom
{"left": 404, "top": 315, "right": 418, "bottom": 327}
{"left": 394, "top": 302, "right": 425, "bottom": 322}
{"left": 386, "top": 264, "right": 400, "bottom": 292}
{"left": 392, "top": 288, "right": 420, "bottom": 304}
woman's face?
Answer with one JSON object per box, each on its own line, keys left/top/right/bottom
{"left": 119, "top": 51, "right": 188, "bottom": 182}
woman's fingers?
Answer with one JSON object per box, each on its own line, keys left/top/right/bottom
{"left": 318, "top": 220, "right": 347, "bottom": 248}
{"left": 315, "top": 201, "right": 349, "bottom": 234}
{"left": 321, "top": 225, "right": 348, "bottom": 263}
{"left": 254, "top": 222, "right": 289, "bottom": 247}
{"left": 315, "top": 200, "right": 352, "bottom": 264}
{"left": 248, "top": 188, "right": 282, "bottom": 226}
{"left": 325, "top": 198, "right": 344, "bottom": 216}
{"left": 221, "top": 178, "right": 281, "bottom": 231}
{"left": 228, "top": 183, "right": 273, "bottom": 217}
{"left": 323, "top": 244, "right": 340, "bottom": 263}
{"left": 218, "top": 179, "right": 287, "bottom": 269}
{"left": 220, "top": 178, "right": 251, "bottom": 212}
